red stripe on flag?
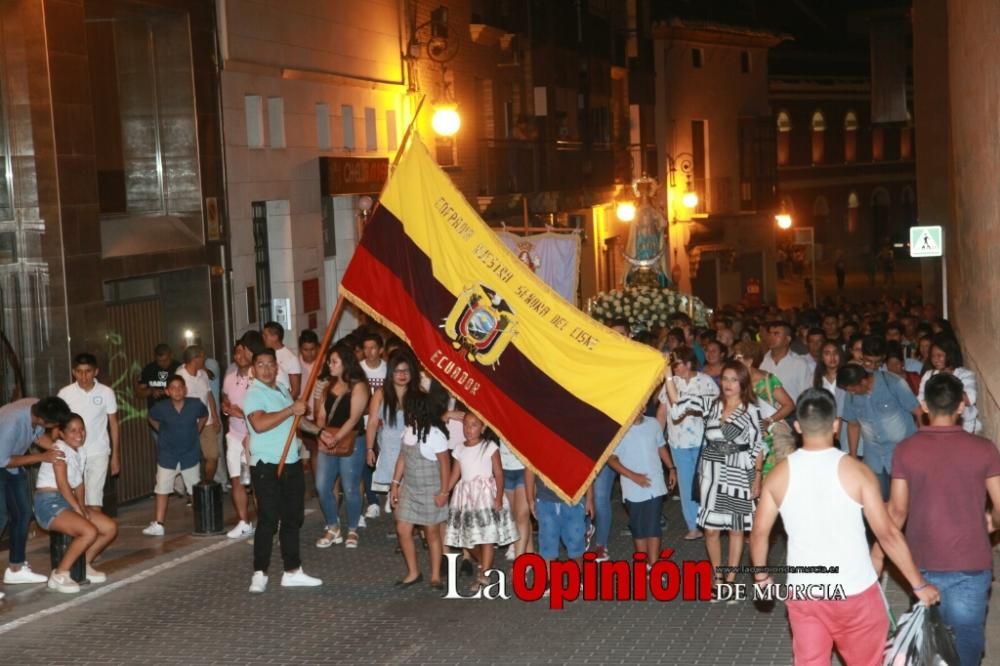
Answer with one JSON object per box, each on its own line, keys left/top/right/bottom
{"left": 342, "top": 244, "right": 596, "bottom": 498}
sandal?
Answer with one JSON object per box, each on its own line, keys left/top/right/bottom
{"left": 710, "top": 574, "right": 725, "bottom": 603}
{"left": 316, "top": 526, "right": 343, "bottom": 548}
{"left": 345, "top": 531, "right": 359, "bottom": 549}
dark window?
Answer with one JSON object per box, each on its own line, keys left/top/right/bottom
{"left": 740, "top": 51, "right": 751, "bottom": 74}
{"left": 691, "top": 119, "right": 707, "bottom": 213}
{"left": 251, "top": 202, "right": 272, "bottom": 326}
{"left": 692, "top": 48, "right": 703, "bottom": 68}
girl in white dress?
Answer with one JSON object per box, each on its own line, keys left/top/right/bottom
{"left": 445, "top": 413, "right": 518, "bottom": 590}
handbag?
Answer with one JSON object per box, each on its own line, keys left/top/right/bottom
{"left": 324, "top": 392, "right": 355, "bottom": 457}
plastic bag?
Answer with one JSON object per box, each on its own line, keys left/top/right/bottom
{"left": 882, "top": 603, "right": 960, "bottom": 665}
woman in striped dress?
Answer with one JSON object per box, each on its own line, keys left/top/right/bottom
{"left": 661, "top": 359, "right": 764, "bottom": 594}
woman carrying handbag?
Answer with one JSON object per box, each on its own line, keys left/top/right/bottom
{"left": 311, "top": 343, "right": 370, "bottom": 549}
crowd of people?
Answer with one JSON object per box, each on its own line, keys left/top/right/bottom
{"left": 0, "top": 294, "right": 998, "bottom": 664}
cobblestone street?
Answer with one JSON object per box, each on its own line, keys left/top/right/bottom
{"left": 4, "top": 490, "right": 989, "bottom": 666}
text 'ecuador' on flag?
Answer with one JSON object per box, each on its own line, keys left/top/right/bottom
{"left": 339, "top": 134, "right": 666, "bottom": 502}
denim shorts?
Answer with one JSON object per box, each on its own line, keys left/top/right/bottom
{"left": 503, "top": 468, "right": 525, "bottom": 490}
{"left": 626, "top": 495, "right": 664, "bottom": 539}
{"left": 535, "top": 499, "right": 586, "bottom": 560}
{"left": 34, "top": 491, "right": 71, "bottom": 530}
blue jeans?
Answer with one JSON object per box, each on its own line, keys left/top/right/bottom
{"left": 0, "top": 470, "right": 32, "bottom": 565}
{"left": 314, "top": 435, "right": 365, "bottom": 530}
{"left": 535, "top": 499, "right": 586, "bottom": 559}
{"left": 361, "top": 459, "right": 377, "bottom": 506}
{"left": 591, "top": 465, "right": 617, "bottom": 548}
{"left": 671, "top": 446, "right": 701, "bottom": 531}
{"left": 921, "top": 569, "right": 991, "bottom": 666}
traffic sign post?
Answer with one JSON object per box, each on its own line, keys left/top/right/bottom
{"left": 909, "top": 225, "right": 946, "bottom": 318}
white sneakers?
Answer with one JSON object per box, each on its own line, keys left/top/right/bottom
{"left": 250, "top": 569, "right": 322, "bottom": 592}
{"left": 4, "top": 565, "right": 47, "bottom": 585}
{"left": 281, "top": 568, "right": 322, "bottom": 587}
{"left": 249, "top": 571, "right": 268, "bottom": 593}
{"left": 142, "top": 521, "right": 165, "bottom": 536}
{"left": 47, "top": 571, "right": 80, "bottom": 594}
{"left": 384, "top": 496, "right": 393, "bottom": 515}
{"left": 505, "top": 544, "right": 516, "bottom": 561}
{"left": 364, "top": 504, "right": 381, "bottom": 519}
{"left": 357, "top": 515, "right": 367, "bottom": 529}
{"left": 86, "top": 565, "right": 107, "bottom": 583}
{"left": 226, "top": 521, "right": 254, "bottom": 539}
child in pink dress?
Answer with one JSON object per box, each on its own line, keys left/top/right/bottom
{"left": 445, "top": 413, "right": 518, "bottom": 590}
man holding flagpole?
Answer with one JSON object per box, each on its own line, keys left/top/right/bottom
{"left": 245, "top": 348, "right": 322, "bottom": 593}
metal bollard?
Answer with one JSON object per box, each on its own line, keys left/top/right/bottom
{"left": 49, "top": 532, "right": 87, "bottom": 583}
{"left": 192, "top": 480, "right": 224, "bottom": 536}
{"left": 102, "top": 474, "right": 118, "bottom": 519}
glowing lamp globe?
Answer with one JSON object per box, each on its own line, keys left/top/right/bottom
{"left": 775, "top": 213, "right": 793, "bottom": 230}
{"left": 681, "top": 190, "right": 699, "bottom": 209}
{"left": 616, "top": 201, "right": 637, "bottom": 222}
{"left": 431, "top": 106, "right": 461, "bottom": 136}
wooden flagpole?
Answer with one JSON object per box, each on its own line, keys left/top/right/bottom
{"left": 275, "top": 95, "right": 426, "bottom": 477}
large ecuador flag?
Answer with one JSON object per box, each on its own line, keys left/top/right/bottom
{"left": 340, "top": 135, "right": 666, "bottom": 502}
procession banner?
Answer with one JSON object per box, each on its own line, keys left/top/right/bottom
{"left": 497, "top": 231, "right": 581, "bottom": 304}
{"left": 339, "top": 134, "right": 665, "bottom": 502}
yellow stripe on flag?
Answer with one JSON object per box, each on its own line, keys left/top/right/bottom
{"left": 379, "top": 135, "right": 666, "bottom": 425}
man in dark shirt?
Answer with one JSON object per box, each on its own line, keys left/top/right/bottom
{"left": 875, "top": 373, "right": 1000, "bottom": 666}
{"left": 137, "top": 344, "right": 181, "bottom": 411}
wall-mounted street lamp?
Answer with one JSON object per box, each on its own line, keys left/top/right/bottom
{"left": 406, "top": 5, "right": 461, "bottom": 137}
{"left": 775, "top": 212, "right": 793, "bottom": 229}
{"left": 666, "top": 153, "right": 699, "bottom": 216}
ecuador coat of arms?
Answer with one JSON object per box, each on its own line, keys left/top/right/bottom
{"left": 442, "top": 285, "right": 517, "bottom": 366}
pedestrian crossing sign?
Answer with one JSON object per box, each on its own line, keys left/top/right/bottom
{"left": 909, "top": 225, "right": 942, "bottom": 258}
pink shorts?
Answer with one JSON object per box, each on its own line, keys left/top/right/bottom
{"left": 786, "top": 581, "right": 888, "bottom": 666}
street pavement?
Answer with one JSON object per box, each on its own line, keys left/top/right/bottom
{"left": 0, "top": 488, "right": 996, "bottom": 665}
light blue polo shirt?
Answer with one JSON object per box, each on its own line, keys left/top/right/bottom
{"left": 0, "top": 399, "right": 43, "bottom": 474}
{"left": 613, "top": 416, "right": 668, "bottom": 503}
{"left": 243, "top": 380, "right": 300, "bottom": 465}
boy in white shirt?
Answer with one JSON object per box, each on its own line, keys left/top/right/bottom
{"left": 263, "top": 321, "right": 302, "bottom": 399}
{"left": 608, "top": 414, "right": 677, "bottom": 563}
{"left": 176, "top": 345, "right": 221, "bottom": 484}
{"left": 57, "top": 353, "right": 119, "bottom": 512}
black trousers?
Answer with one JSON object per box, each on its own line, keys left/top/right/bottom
{"left": 251, "top": 461, "right": 304, "bottom": 574}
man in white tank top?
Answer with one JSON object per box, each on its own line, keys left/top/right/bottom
{"left": 750, "top": 388, "right": 939, "bottom": 666}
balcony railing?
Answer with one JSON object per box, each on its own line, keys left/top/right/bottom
{"left": 690, "top": 176, "right": 736, "bottom": 215}
{"left": 477, "top": 139, "right": 620, "bottom": 197}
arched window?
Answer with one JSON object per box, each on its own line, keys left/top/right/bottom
{"left": 900, "top": 110, "right": 913, "bottom": 160}
{"left": 872, "top": 126, "right": 884, "bottom": 161}
{"left": 777, "top": 111, "right": 791, "bottom": 166}
{"left": 901, "top": 186, "right": 916, "bottom": 229}
{"left": 844, "top": 111, "right": 858, "bottom": 163}
{"left": 813, "top": 196, "right": 830, "bottom": 241}
{"left": 811, "top": 111, "right": 826, "bottom": 163}
{"left": 871, "top": 188, "right": 891, "bottom": 244}
{"left": 847, "top": 191, "right": 860, "bottom": 234}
